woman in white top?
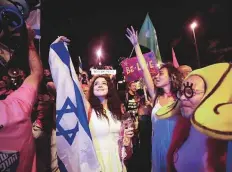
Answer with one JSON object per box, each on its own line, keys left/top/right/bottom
{"left": 126, "top": 26, "right": 183, "bottom": 172}
{"left": 48, "top": 35, "right": 134, "bottom": 172}
{"left": 86, "top": 75, "right": 134, "bottom": 172}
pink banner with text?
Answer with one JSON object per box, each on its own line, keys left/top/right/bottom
{"left": 121, "top": 52, "right": 159, "bottom": 82}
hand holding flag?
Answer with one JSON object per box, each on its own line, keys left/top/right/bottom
{"left": 53, "top": 36, "right": 70, "bottom": 44}
{"left": 49, "top": 36, "right": 100, "bottom": 172}
{"left": 26, "top": 4, "right": 41, "bottom": 39}
{"left": 26, "top": 25, "right": 35, "bottom": 42}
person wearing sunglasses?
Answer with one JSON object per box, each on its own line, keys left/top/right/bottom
{"left": 156, "top": 63, "right": 232, "bottom": 172}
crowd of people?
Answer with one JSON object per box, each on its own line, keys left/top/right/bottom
{"left": 0, "top": 1, "right": 231, "bottom": 172}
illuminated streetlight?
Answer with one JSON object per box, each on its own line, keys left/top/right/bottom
{"left": 96, "top": 48, "right": 102, "bottom": 66}
{"left": 190, "top": 21, "right": 201, "bottom": 68}
{"left": 96, "top": 48, "right": 102, "bottom": 58}
{"left": 190, "top": 22, "right": 197, "bottom": 30}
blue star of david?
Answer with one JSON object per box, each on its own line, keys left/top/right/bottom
{"left": 56, "top": 97, "right": 79, "bottom": 145}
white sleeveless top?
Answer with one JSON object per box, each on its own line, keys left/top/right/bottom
{"left": 89, "top": 109, "right": 124, "bottom": 172}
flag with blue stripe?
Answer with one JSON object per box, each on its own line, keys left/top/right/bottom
{"left": 26, "top": 4, "right": 41, "bottom": 39}
{"left": 49, "top": 41, "right": 100, "bottom": 172}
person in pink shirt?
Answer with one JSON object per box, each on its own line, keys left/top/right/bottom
{"left": 0, "top": 2, "right": 43, "bottom": 171}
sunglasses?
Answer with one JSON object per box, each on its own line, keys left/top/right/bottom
{"left": 177, "top": 82, "right": 204, "bottom": 99}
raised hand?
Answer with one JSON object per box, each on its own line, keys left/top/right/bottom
{"left": 125, "top": 26, "right": 138, "bottom": 47}
{"left": 26, "top": 24, "right": 36, "bottom": 49}
{"left": 26, "top": 25, "right": 35, "bottom": 42}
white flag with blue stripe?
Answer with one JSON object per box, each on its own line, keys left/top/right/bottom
{"left": 26, "top": 4, "right": 41, "bottom": 39}
{"left": 49, "top": 41, "right": 100, "bottom": 172}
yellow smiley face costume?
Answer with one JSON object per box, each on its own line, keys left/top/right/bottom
{"left": 156, "top": 63, "right": 232, "bottom": 140}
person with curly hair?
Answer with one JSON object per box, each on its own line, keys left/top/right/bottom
{"left": 126, "top": 26, "right": 183, "bottom": 172}
{"left": 87, "top": 74, "right": 134, "bottom": 172}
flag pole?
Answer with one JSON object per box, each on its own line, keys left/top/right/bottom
{"left": 119, "top": 46, "right": 134, "bottom": 65}
{"left": 128, "top": 47, "right": 135, "bottom": 58}
{"left": 143, "top": 85, "right": 148, "bottom": 102}
{"left": 78, "top": 56, "right": 83, "bottom": 74}
{"left": 78, "top": 56, "right": 82, "bottom": 64}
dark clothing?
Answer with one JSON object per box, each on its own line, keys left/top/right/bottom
{"left": 124, "top": 92, "right": 139, "bottom": 112}
{"left": 125, "top": 115, "right": 152, "bottom": 172}
{"left": 138, "top": 115, "right": 152, "bottom": 172}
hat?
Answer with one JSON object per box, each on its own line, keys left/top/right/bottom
{"left": 190, "top": 63, "right": 232, "bottom": 140}
{"left": 156, "top": 63, "right": 232, "bottom": 140}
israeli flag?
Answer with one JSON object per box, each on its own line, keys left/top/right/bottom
{"left": 26, "top": 4, "right": 41, "bottom": 39}
{"left": 49, "top": 41, "right": 100, "bottom": 172}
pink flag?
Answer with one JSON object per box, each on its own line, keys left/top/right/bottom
{"left": 172, "top": 48, "right": 179, "bottom": 68}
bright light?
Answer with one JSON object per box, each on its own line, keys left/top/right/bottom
{"left": 96, "top": 48, "right": 102, "bottom": 58}
{"left": 190, "top": 21, "right": 197, "bottom": 30}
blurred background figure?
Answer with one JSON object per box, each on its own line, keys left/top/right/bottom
{"left": 178, "top": 65, "right": 193, "bottom": 79}
{"left": 82, "top": 83, "right": 89, "bottom": 98}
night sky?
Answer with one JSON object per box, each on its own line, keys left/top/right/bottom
{"left": 41, "top": 0, "right": 231, "bottom": 79}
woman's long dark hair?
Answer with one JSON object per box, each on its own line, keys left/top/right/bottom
{"left": 167, "top": 116, "right": 228, "bottom": 172}
{"left": 154, "top": 63, "right": 183, "bottom": 103}
{"left": 88, "top": 75, "right": 122, "bottom": 121}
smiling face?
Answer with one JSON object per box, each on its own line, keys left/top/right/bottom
{"left": 93, "top": 77, "right": 108, "bottom": 99}
{"left": 154, "top": 67, "right": 171, "bottom": 88}
{"left": 179, "top": 75, "right": 205, "bottom": 118}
